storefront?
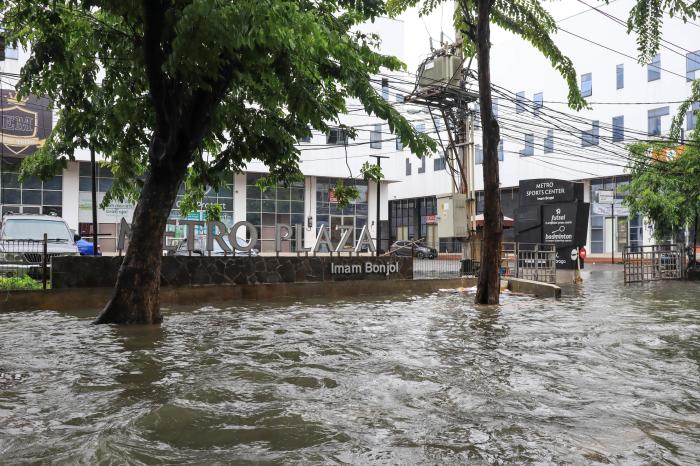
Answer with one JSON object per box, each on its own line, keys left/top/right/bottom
{"left": 589, "top": 176, "right": 643, "bottom": 255}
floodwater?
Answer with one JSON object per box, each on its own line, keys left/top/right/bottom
{"left": 1, "top": 269, "right": 699, "bottom": 464}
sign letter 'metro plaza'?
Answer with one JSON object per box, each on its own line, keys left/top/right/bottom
{"left": 117, "top": 218, "right": 376, "bottom": 254}
{"left": 514, "top": 179, "right": 590, "bottom": 269}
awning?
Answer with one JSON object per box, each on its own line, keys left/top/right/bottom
{"left": 475, "top": 214, "right": 514, "bottom": 229}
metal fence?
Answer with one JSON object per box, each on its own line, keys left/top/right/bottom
{"left": 623, "top": 244, "right": 684, "bottom": 283}
{"left": 413, "top": 254, "right": 463, "bottom": 279}
{"left": 0, "top": 236, "right": 50, "bottom": 290}
{"left": 501, "top": 242, "right": 557, "bottom": 284}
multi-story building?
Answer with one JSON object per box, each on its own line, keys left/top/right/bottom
{"left": 382, "top": 0, "right": 700, "bottom": 259}
{"left": 1, "top": 2, "right": 697, "bottom": 259}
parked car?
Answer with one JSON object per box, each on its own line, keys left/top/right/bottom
{"left": 389, "top": 240, "right": 438, "bottom": 259}
{"left": 0, "top": 213, "right": 80, "bottom": 277}
{"left": 169, "top": 236, "right": 260, "bottom": 257}
{"left": 75, "top": 236, "right": 102, "bottom": 256}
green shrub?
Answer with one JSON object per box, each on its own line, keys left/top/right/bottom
{"left": 0, "top": 275, "right": 43, "bottom": 290}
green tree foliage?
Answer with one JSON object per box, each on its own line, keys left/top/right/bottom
{"left": 623, "top": 133, "right": 700, "bottom": 241}
{"left": 1, "top": 0, "right": 436, "bottom": 324}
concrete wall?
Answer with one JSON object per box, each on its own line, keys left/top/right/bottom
{"left": 51, "top": 255, "right": 413, "bottom": 289}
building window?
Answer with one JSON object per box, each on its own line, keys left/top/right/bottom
{"left": 688, "top": 102, "right": 699, "bottom": 130}
{"left": 687, "top": 50, "right": 700, "bottom": 81}
{"left": 432, "top": 113, "right": 442, "bottom": 132}
{"left": 417, "top": 156, "right": 426, "bottom": 174}
{"left": 434, "top": 154, "right": 446, "bottom": 171}
{"left": 616, "top": 64, "right": 624, "bottom": 89}
{"left": 498, "top": 140, "right": 504, "bottom": 161}
{"left": 300, "top": 128, "right": 311, "bottom": 143}
{"left": 612, "top": 116, "right": 624, "bottom": 142}
{"left": 516, "top": 91, "right": 526, "bottom": 113}
{"left": 582, "top": 121, "right": 600, "bottom": 146}
{"left": 648, "top": 106, "right": 669, "bottom": 136}
{"left": 326, "top": 127, "right": 347, "bottom": 145}
{"left": 370, "top": 124, "right": 382, "bottom": 149}
{"left": 492, "top": 98, "right": 499, "bottom": 118}
{"left": 648, "top": 53, "right": 661, "bottom": 81}
{"left": 416, "top": 123, "right": 426, "bottom": 134}
{"left": 475, "top": 144, "right": 483, "bottom": 164}
{"left": 405, "top": 158, "right": 412, "bottom": 176}
{"left": 544, "top": 129, "right": 554, "bottom": 153}
{"left": 581, "top": 73, "right": 592, "bottom": 97}
{"left": 533, "top": 92, "right": 543, "bottom": 114}
{"left": 315, "top": 176, "right": 368, "bottom": 251}
{"left": 395, "top": 137, "right": 403, "bottom": 151}
{"left": 381, "top": 78, "right": 389, "bottom": 100}
{"left": 520, "top": 134, "right": 534, "bottom": 157}
{"left": 1, "top": 156, "right": 62, "bottom": 216}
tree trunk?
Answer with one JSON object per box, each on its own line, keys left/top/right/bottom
{"left": 474, "top": 0, "right": 503, "bottom": 305}
{"left": 694, "top": 209, "right": 698, "bottom": 265}
{"left": 94, "top": 141, "right": 189, "bottom": 325}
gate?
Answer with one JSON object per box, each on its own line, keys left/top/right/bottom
{"left": 623, "top": 244, "right": 684, "bottom": 283}
{"left": 501, "top": 243, "right": 557, "bottom": 284}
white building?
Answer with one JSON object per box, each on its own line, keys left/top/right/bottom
{"left": 382, "top": 0, "right": 700, "bottom": 259}
{"left": 1, "top": 2, "right": 698, "bottom": 258}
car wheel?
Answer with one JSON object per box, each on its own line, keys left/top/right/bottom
{"left": 416, "top": 251, "right": 425, "bottom": 259}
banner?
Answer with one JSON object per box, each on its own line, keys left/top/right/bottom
{"left": 0, "top": 90, "right": 52, "bottom": 156}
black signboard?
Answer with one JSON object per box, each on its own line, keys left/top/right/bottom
{"left": 519, "top": 179, "right": 583, "bottom": 206}
{"left": 555, "top": 246, "right": 585, "bottom": 270}
{"left": 541, "top": 202, "right": 589, "bottom": 247}
{"left": 1, "top": 90, "right": 52, "bottom": 156}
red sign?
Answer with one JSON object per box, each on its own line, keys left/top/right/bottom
{"left": 579, "top": 246, "right": 587, "bottom": 259}
{"left": 328, "top": 190, "right": 337, "bottom": 202}
{"left": 425, "top": 214, "right": 437, "bottom": 225}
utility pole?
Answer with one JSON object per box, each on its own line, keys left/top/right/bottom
{"left": 370, "top": 154, "right": 389, "bottom": 255}
{"left": 90, "top": 145, "right": 98, "bottom": 255}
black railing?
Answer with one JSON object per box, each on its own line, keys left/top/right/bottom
{"left": 0, "top": 235, "right": 50, "bottom": 290}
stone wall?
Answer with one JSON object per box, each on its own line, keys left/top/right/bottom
{"left": 51, "top": 255, "right": 413, "bottom": 289}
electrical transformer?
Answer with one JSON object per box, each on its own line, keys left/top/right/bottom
{"left": 437, "top": 193, "right": 468, "bottom": 238}
{"left": 418, "top": 54, "right": 462, "bottom": 91}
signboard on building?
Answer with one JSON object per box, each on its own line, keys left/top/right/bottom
{"left": 519, "top": 178, "right": 583, "bottom": 206}
{"left": 597, "top": 190, "right": 614, "bottom": 204}
{"left": 0, "top": 90, "right": 52, "bottom": 156}
{"left": 425, "top": 214, "right": 437, "bottom": 224}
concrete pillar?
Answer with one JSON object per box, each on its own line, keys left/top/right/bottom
{"left": 233, "top": 172, "right": 247, "bottom": 224}
{"left": 62, "top": 161, "right": 80, "bottom": 231}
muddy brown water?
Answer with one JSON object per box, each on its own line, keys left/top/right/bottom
{"left": 1, "top": 269, "right": 699, "bottom": 464}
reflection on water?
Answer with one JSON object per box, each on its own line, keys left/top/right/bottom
{"left": 1, "top": 269, "right": 699, "bottom": 463}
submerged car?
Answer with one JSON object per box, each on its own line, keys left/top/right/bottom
{"left": 0, "top": 214, "right": 80, "bottom": 277}
{"left": 389, "top": 240, "right": 438, "bottom": 259}
{"left": 169, "top": 236, "right": 260, "bottom": 257}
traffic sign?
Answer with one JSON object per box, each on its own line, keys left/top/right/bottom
{"left": 579, "top": 247, "right": 587, "bottom": 259}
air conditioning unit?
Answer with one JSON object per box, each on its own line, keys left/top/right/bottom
{"left": 418, "top": 55, "right": 462, "bottom": 91}
{"left": 437, "top": 193, "right": 468, "bottom": 238}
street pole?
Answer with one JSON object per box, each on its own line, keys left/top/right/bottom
{"left": 370, "top": 155, "right": 389, "bottom": 255}
{"left": 90, "top": 145, "right": 98, "bottom": 255}
{"left": 611, "top": 201, "right": 615, "bottom": 264}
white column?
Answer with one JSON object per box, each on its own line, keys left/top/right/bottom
{"left": 61, "top": 161, "right": 80, "bottom": 231}
{"left": 305, "top": 176, "right": 316, "bottom": 249}
{"left": 233, "top": 172, "right": 247, "bottom": 224}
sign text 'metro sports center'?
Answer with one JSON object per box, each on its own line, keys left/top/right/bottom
{"left": 519, "top": 178, "right": 583, "bottom": 206}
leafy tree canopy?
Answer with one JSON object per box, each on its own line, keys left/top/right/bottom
{"left": 623, "top": 130, "right": 700, "bottom": 240}
{"left": 2, "top": 0, "right": 435, "bottom": 207}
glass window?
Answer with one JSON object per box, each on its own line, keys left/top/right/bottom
{"left": 417, "top": 156, "right": 426, "bottom": 174}
{"left": 648, "top": 106, "right": 669, "bottom": 136}
{"left": 405, "top": 158, "right": 411, "bottom": 176}
{"left": 1, "top": 156, "right": 62, "bottom": 211}
{"left": 498, "top": 140, "right": 504, "bottom": 161}
{"left": 370, "top": 124, "right": 382, "bottom": 149}
{"left": 475, "top": 145, "right": 483, "bottom": 164}
{"left": 544, "top": 129, "right": 554, "bottom": 153}
{"left": 492, "top": 98, "right": 498, "bottom": 118}
{"left": 433, "top": 155, "right": 446, "bottom": 171}
{"left": 326, "top": 127, "right": 347, "bottom": 145}
{"left": 616, "top": 64, "right": 624, "bottom": 89}
{"left": 687, "top": 50, "right": 700, "bottom": 81}
{"left": 687, "top": 102, "right": 699, "bottom": 131}
{"left": 648, "top": 53, "right": 661, "bottom": 81}
{"left": 4, "top": 45, "right": 18, "bottom": 60}
{"left": 581, "top": 73, "right": 592, "bottom": 97}
{"left": 612, "top": 116, "right": 624, "bottom": 142}
{"left": 533, "top": 92, "right": 543, "bottom": 114}
{"left": 582, "top": 121, "right": 599, "bottom": 147}
{"left": 516, "top": 91, "right": 526, "bottom": 113}
{"left": 520, "top": 134, "right": 534, "bottom": 156}
{"left": 395, "top": 137, "right": 403, "bottom": 151}
{"left": 381, "top": 78, "right": 389, "bottom": 100}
